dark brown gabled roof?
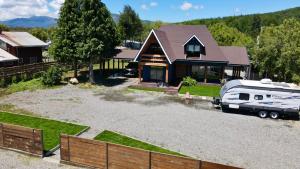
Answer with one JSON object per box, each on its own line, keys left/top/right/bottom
{"left": 154, "top": 25, "right": 228, "bottom": 63}
{"left": 220, "top": 46, "right": 250, "bottom": 66}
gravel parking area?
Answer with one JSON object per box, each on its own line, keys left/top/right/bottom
{"left": 0, "top": 82, "right": 300, "bottom": 169}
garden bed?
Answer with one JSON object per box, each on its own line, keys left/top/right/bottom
{"left": 0, "top": 112, "right": 88, "bottom": 151}
{"left": 94, "top": 130, "right": 185, "bottom": 157}
{"left": 179, "top": 84, "right": 221, "bottom": 97}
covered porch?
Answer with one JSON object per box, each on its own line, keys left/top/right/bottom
{"left": 174, "top": 61, "right": 226, "bottom": 84}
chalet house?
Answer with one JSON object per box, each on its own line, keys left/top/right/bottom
{"left": 0, "top": 31, "right": 47, "bottom": 67}
{"left": 134, "top": 25, "right": 250, "bottom": 84}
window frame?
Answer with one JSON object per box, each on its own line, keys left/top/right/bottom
{"left": 239, "top": 93, "right": 250, "bottom": 101}
{"left": 254, "top": 95, "right": 264, "bottom": 100}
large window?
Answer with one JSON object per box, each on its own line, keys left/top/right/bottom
{"left": 150, "top": 67, "right": 164, "bottom": 81}
{"left": 239, "top": 93, "right": 250, "bottom": 101}
{"left": 187, "top": 44, "right": 201, "bottom": 53}
{"left": 146, "top": 43, "right": 164, "bottom": 55}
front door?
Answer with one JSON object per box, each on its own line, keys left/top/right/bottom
{"left": 150, "top": 67, "right": 164, "bottom": 82}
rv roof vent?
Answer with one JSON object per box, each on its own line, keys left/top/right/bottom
{"left": 260, "top": 79, "right": 272, "bottom": 84}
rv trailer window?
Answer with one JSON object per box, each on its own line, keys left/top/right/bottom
{"left": 254, "top": 95, "right": 263, "bottom": 100}
{"left": 266, "top": 95, "right": 271, "bottom": 98}
{"left": 239, "top": 93, "right": 250, "bottom": 100}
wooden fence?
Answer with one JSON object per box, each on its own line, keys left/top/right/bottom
{"left": 60, "top": 135, "right": 242, "bottom": 169}
{"left": 0, "top": 62, "right": 56, "bottom": 78}
{"left": 0, "top": 123, "right": 44, "bottom": 156}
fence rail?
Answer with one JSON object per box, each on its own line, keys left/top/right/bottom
{"left": 60, "top": 134, "right": 242, "bottom": 169}
{"left": 0, "top": 62, "right": 56, "bottom": 78}
{"left": 0, "top": 123, "right": 44, "bottom": 157}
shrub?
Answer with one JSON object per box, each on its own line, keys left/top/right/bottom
{"left": 21, "top": 73, "right": 29, "bottom": 81}
{"left": 0, "top": 78, "right": 6, "bottom": 88}
{"left": 11, "top": 76, "right": 19, "bottom": 84}
{"left": 41, "top": 66, "right": 63, "bottom": 86}
{"left": 182, "top": 76, "right": 197, "bottom": 86}
{"left": 33, "top": 72, "right": 42, "bottom": 79}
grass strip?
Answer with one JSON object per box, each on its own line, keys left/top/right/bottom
{"left": 95, "top": 130, "right": 185, "bottom": 157}
{"left": 0, "top": 112, "right": 88, "bottom": 151}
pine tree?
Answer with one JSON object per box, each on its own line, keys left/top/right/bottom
{"left": 118, "top": 5, "right": 143, "bottom": 43}
{"left": 49, "top": 0, "right": 82, "bottom": 78}
{"left": 79, "top": 0, "right": 112, "bottom": 83}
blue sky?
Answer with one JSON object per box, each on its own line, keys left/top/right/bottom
{"left": 102, "top": 0, "right": 300, "bottom": 22}
{"left": 0, "top": 0, "right": 300, "bottom": 22}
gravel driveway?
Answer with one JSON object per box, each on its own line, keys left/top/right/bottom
{"left": 0, "top": 82, "right": 300, "bottom": 169}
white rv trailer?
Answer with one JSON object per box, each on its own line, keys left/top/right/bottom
{"left": 213, "top": 79, "right": 300, "bottom": 119}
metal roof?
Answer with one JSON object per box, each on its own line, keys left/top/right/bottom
{"left": 220, "top": 46, "right": 250, "bottom": 66}
{"left": 0, "top": 32, "right": 47, "bottom": 47}
{"left": 0, "top": 48, "right": 19, "bottom": 62}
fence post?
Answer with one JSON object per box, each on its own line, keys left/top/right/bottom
{"left": 199, "top": 160, "right": 202, "bottom": 169}
{"left": 106, "top": 143, "right": 109, "bottom": 169}
{"left": 0, "top": 123, "right": 3, "bottom": 146}
{"left": 149, "top": 151, "right": 152, "bottom": 169}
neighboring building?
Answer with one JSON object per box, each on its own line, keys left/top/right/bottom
{"left": 134, "top": 25, "right": 250, "bottom": 84}
{"left": 0, "top": 31, "right": 47, "bottom": 67}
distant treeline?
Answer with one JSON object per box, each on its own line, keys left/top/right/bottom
{"left": 180, "top": 7, "right": 300, "bottom": 38}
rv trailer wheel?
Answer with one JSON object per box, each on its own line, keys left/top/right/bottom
{"left": 270, "top": 112, "right": 279, "bottom": 119}
{"left": 258, "top": 111, "right": 268, "bottom": 118}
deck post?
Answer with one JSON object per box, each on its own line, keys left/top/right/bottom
{"left": 204, "top": 65, "right": 208, "bottom": 83}
{"left": 138, "top": 64, "right": 142, "bottom": 83}
{"left": 108, "top": 59, "right": 110, "bottom": 73}
{"left": 165, "top": 65, "right": 169, "bottom": 84}
{"left": 113, "top": 59, "right": 115, "bottom": 72}
{"left": 118, "top": 59, "right": 120, "bottom": 70}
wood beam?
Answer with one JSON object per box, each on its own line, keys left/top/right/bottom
{"left": 165, "top": 65, "right": 169, "bottom": 83}
{"left": 139, "top": 62, "right": 168, "bottom": 67}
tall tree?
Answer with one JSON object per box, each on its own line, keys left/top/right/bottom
{"left": 99, "top": 4, "right": 120, "bottom": 74}
{"left": 253, "top": 18, "right": 300, "bottom": 83}
{"left": 49, "top": 0, "right": 82, "bottom": 78}
{"left": 79, "top": 0, "right": 114, "bottom": 83}
{"left": 118, "top": 5, "right": 143, "bottom": 43}
{"left": 208, "top": 22, "right": 254, "bottom": 48}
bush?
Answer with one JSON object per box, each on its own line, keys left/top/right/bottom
{"left": 33, "top": 72, "right": 42, "bottom": 79}
{"left": 0, "top": 78, "right": 6, "bottom": 88}
{"left": 11, "top": 76, "right": 18, "bottom": 84}
{"left": 21, "top": 73, "right": 29, "bottom": 81}
{"left": 41, "top": 66, "right": 63, "bottom": 86}
{"left": 182, "top": 76, "right": 197, "bottom": 86}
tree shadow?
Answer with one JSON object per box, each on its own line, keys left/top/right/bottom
{"left": 76, "top": 69, "right": 128, "bottom": 87}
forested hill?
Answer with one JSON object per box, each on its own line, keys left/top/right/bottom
{"left": 180, "top": 7, "right": 300, "bottom": 38}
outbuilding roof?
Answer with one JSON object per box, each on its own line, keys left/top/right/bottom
{"left": 0, "top": 32, "right": 47, "bottom": 47}
{"left": 0, "top": 48, "right": 19, "bottom": 62}
{"left": 114, "top": 48, "right": 139, "bottom": 60}
{"left": 220, "top": 46, "right": 250, "bottom": 66}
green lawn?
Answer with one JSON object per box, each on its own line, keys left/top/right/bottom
{"left": 128, "top": 86, "right": 165, "bottom": 93}
{"left": 94, "top": 130, "right": 185, "bottom": 157}
{"left": 0, "top": 112, "right": 88, "bottom": 151}
{"left": 179, "top": 84, "right": 221, "bottom": 97}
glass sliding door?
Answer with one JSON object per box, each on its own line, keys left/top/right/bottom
{"left": 150, "top": 67, "right": 164, "bottom": 82}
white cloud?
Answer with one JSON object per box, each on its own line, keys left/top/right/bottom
{"left": 141, "top": 2, "right": 158, "bottom": 10}
{"left": 141, "top": 4, "right": 148, "bottom": 10}
{"left": 150, "top": 2, "right": 158, "bottom": 7}
{"left": 0, "top": 0, "right": 65, "bottom": 21}
{"left": 180, "top": 1, "right": 203, "bottom": 11}
{"left": 180, "top": 1, "right": 193, "bottom": 11}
